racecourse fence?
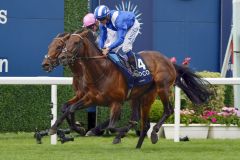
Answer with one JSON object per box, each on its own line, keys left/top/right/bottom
{"left": 0, "top": 77, "right": 72, "bottom": 144}
{"left": 0, "top": 77, "right": 240, "bottom": 144}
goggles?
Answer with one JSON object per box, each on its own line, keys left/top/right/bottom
{"left": 97, "top": 17, "right": 106, "bottom": 21}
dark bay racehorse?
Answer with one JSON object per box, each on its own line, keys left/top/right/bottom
{"left": 52, "top": 29, "right": 212, "bottom": 148}
{"left": 42, "top": 32, "right": 139, "bottom": 140}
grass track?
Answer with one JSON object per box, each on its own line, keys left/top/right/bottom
{"left": 1, "top": 132, "right": 240, "bottom": 160}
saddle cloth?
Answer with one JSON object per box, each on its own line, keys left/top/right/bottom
{"left": 108, "top": 52, "right": 152, "bottom": 89}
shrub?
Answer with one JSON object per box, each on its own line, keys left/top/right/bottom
{"left": 224, "top": 85, "right": 234, "bottom": 107}
{"left": 149, "top": 99, "right": 164, "bottom": 123}
{"left": 96, "top": 102, "right": 132, "bottom": 127}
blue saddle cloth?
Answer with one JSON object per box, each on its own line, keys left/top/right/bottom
{"left": 108, "top": 52, "right": 152, "bottom": 89}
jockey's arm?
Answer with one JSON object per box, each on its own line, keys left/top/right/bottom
{"left": 108, "top": 29, "right": 127, "bottom": 51}
{"left": 98, "top": 25, "right": 108, "bottom": 49}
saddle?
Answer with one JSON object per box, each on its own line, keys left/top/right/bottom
{"left": 108, "top": 52, "right": 152, "bottom": 89}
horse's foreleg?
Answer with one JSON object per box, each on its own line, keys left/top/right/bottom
{"left": 136, "top": 101, "right": 151, "bottom": 149}
{"left": 151, "top": 88, "right": 174, "bottom": 144}
{"left": 136, "top": 91, "right": 156, "bottom": 149}
{"left": 107, "top": 102, "right": 122, "bottom": 132}
{"left": 49, "top": 96, "right": 85, "bottom": 135}
{"left": 61, "top": 96, "right": 86, "bottom": 135}
{"left": 61, "top": 102, "right": 72, "bottom": 127}
{"left": 69, "top": 111, "right": 86, "bottom": 136}
{"left": 86, "top": 119, "right": 110, "bottom": 136}
{"left": 113, "top": 100, "right": 140, "bottom": 144}
{"left": 49, "top": 106, "right": 71, "bottom": 135}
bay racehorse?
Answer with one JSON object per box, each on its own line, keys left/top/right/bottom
{"left": 42, "top": 32, "right": 86, "bottom": 135}
{"left": 52, "top": 29, "right": 212, "bottom": 148}
{"left": 41, "top": 32, "right": 140, "bottom": 140}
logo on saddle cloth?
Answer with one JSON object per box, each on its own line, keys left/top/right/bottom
{"left": 108, "top": 52, "right": 152, "bottom": 89}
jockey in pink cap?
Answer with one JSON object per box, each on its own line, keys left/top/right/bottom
{"left": 83, "top": 13, "right": 117, "bottom": 50}
{"left": 83, "top": 13, "right": 99, "bottom": 31}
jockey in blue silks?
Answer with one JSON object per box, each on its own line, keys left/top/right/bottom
{"left": 94, "top": 5, "right": 140, "bottom": 73}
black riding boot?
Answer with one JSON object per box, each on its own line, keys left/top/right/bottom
{"left": 126, "top": 51, "right": 139, "bottom": 77}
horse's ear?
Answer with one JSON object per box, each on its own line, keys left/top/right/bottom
{"left": 63, "top": 33, "right": 71, "bottom": 40}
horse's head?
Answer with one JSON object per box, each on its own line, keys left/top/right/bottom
{"left": 41, "top": 33, "right": 70, "bottom": 72}
{"left": 59, "top": 29, "right": 96, "bottom": 66}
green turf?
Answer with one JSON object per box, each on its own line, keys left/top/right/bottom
{"left": 1, "top": 132, "right": 240, "bottom": 160}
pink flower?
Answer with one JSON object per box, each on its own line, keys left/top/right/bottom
{"left": 170, "top": 57, "right": 177, "bottom": 63}
{"left": 182, "top": 57, "right": 191, "bottom": 65}
{"left": 211, "top": 118, "right": 217, "bottom": 123}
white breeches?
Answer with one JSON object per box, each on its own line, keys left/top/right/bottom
{"left": 104, "top": 19, "right": 140, "bottom": 54}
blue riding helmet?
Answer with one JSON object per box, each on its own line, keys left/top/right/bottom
{"left": 94, "top": 5, "right": 110, "bottom": 20}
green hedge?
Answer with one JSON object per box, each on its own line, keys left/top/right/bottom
{"left": 0, "top": 0, "right": 88, "bottom": 132}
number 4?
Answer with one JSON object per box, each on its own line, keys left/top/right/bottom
{"left": 137, "top": 59, "right": 146, "bottom": 70}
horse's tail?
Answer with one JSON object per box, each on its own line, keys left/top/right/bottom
{"left": 173, "top": 63, "right": 212, "bottom": 105}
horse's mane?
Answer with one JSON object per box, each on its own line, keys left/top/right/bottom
{"left": 74, "top": 28, "right": 101, "bottom": 52}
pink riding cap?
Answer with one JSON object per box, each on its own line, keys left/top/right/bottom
{"left": 83, "top": 13, "right": 96, "bottom": 27}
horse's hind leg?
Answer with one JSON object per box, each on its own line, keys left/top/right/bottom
{"left": 151, "top": 87, "right": 174, "bottom": 144}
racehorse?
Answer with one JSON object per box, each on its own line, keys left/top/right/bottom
{"left": 42, "top": 32, "right": 86, "bottom": 135}
{"left": 52, "top": 29, "right": 212, "bottom": 148}
{"left": 41, "top": 32, "right": 140, "bottom": 141}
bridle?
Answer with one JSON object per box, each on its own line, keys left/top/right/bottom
{"left": 62, "top": 33, "right": 107, "bottom": 61}
{"left": 44, "top": 37, "right": 66, "bottom": 69}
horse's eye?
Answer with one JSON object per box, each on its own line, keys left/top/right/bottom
{"left": 56, "top": 46, "right": 62, "bottom": 51}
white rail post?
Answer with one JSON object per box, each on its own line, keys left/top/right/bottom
{"left": 174, "top": 86, "right": 181, "bottom": 142}
{"left": 51, "top": 85, "right": 57, "bottom": 145}
{"left": 221, "top": 30, "right": 233, "bottom": 77}
{"left": 233, "top": 0, "right": 240, "bottom": 109}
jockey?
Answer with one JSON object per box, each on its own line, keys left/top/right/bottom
{"left": 82, "top": 13, "right": 117, "bottom": 49}
{"left": 94, "top": 5, "right": 140, "bottom": 73}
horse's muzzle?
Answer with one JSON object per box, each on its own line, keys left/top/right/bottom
{"left": 41, "top": 61, "right": 52, "bottom": 72}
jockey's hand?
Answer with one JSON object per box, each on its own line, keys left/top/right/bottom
{"left": 102, "top": 48, "right": 110, "bottom": 55}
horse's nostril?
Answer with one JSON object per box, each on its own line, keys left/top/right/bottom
{"left": 42, "top": 63, "right": 49, "bottom": 70}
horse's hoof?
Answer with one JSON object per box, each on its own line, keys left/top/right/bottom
{"left": 85, "top": 130, "right": 96, "bottom": 136}
{"left": 151, "top": 132, "right": 159, "bottom": 144}
{"left": 49, "top": 128, "right": 57, "bottom": 135}
{"left": 112, "top": 137, "right": 121, "bottom": 144}
{"left": 78, "top": 127, "right": 86, "bottom": 136}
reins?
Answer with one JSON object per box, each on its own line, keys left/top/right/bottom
{"left": 71, "top": 33, "right": 107, "bottom": 60}
{"left": 70, "top": 32, "right": 110, "bottom": 85}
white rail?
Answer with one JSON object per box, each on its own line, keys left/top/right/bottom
{"left": 0, "top": 77, "right": 73, "bottom": 145}
{"left": 174, "top": 78, "right": 240, "bottom": 142}
{"left": 1, "top": 77, "right": 240, "bottom": 144}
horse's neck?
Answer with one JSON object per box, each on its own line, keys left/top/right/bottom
{"left": 69, "top": 61, "right": 83, "bottom": 77}
{"left": 81, "top": 41, "right": 110, "bottom": 85}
